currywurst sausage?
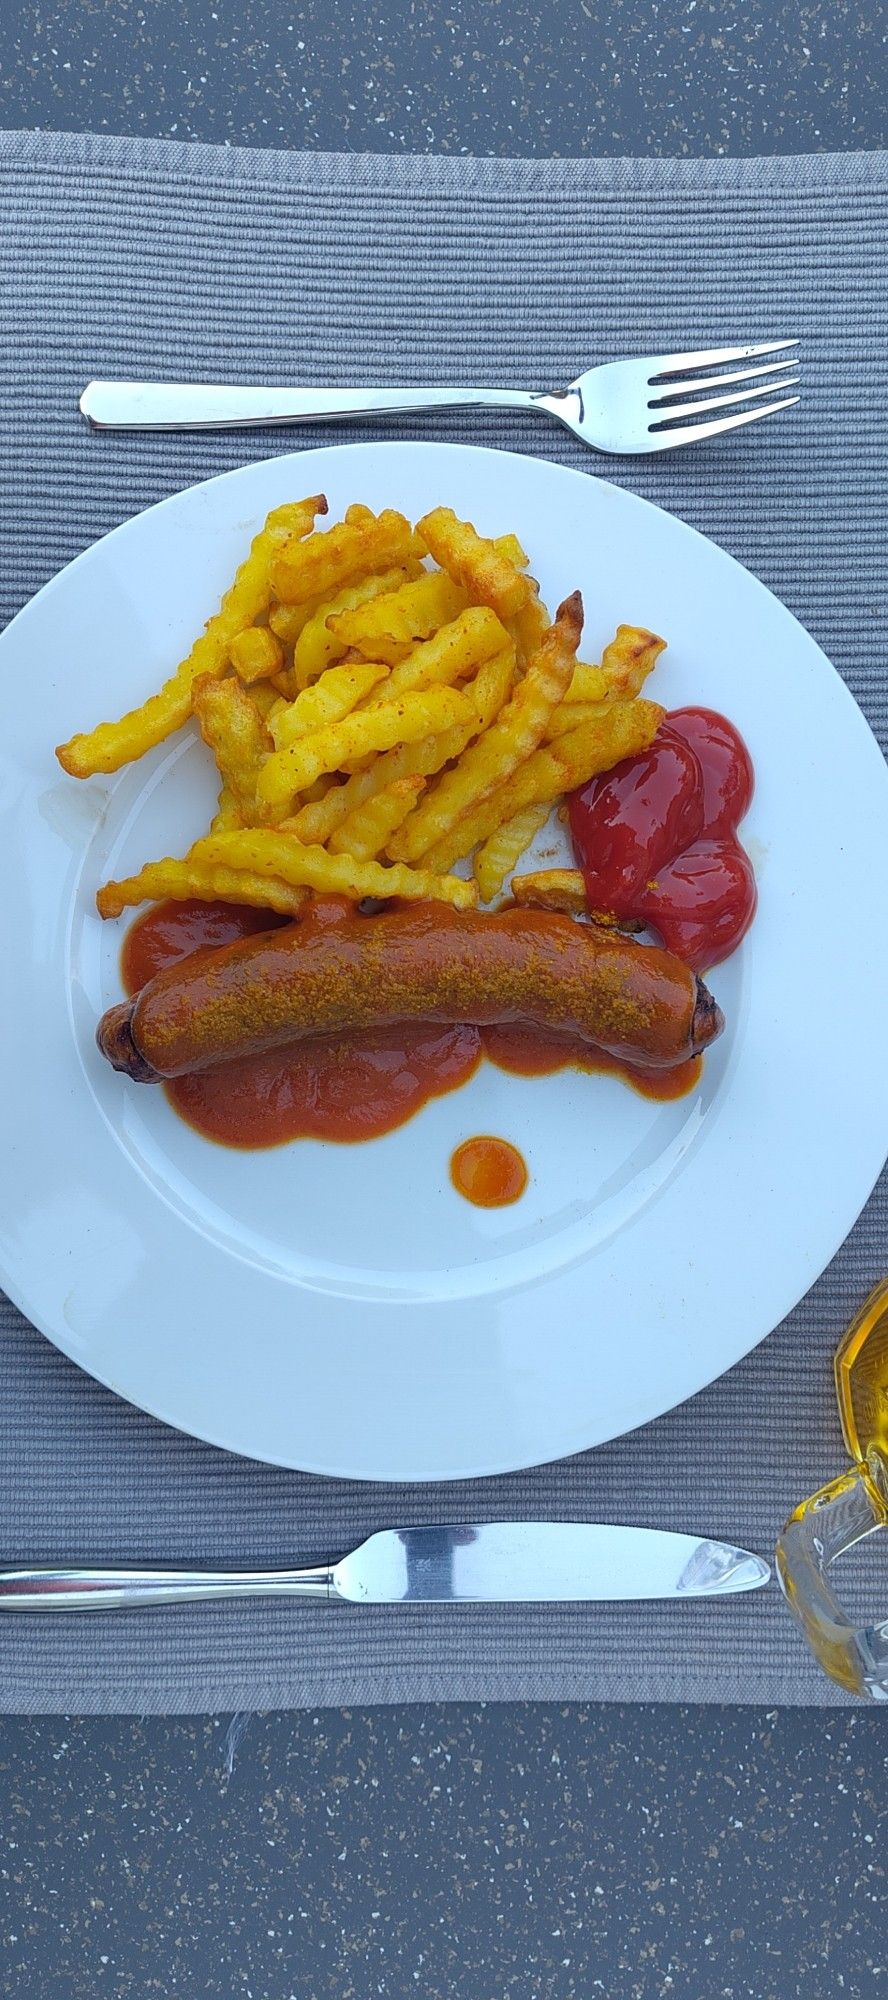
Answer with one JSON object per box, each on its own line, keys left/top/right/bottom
{"left": 98, "top": 899, "right": 724, "bottom": 1082}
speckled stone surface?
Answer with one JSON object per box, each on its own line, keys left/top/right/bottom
{"left": 1, "top": 0, "right": 886, "bottom": 156}
{"left": 2, "top": 1705, "right": 887, "bottom": 1997}
{"left": 2, "top": 1, "right": 887, "bottom": 1992}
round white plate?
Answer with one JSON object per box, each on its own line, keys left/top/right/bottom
{"left": 2, "top": 442, "right": 887, "bottom": 1480}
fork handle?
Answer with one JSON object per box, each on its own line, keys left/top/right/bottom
{"left": 79, "top": 380, "right": 548, "bottom": 432}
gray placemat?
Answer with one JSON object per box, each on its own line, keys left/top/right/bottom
{"left": 1, "top": 130, "right": 886, "bottom": 1713}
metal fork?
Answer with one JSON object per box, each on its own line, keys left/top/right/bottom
{"left": 79, "top": 341, "right": 799, "bottom": 454}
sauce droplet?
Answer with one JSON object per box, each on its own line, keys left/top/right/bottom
{"left": 450, "top": 1135, "right": 528, "bottom": 1208}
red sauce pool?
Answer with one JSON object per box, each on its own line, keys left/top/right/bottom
{"left": 568, "top": 706, "right": 756, "bottom": 972}
{"left": 450, "top": 1136, "right": 529, "bottom": 1208}
{"left": 121, "top": 899, "right": 703, "bottom": 1152}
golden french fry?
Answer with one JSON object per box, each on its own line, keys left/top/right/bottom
{"left": 56, "top": 496, "right": 327, "bottom": 778}
{"left": 268, "top": 600, "right": 317, "bottom": 648}
{"left": 474, "top": 802, "right": 551, "bottom": 904}
{"left": 510, "top": 871, "right": 644, "bottom": 929}
{"left": 285, "top": 725, "right": 460, "bottom": 845}
{"left": 189, "top": 829, "right": 477, "bottom": 911}
{"left": 209, "top": 784, "right": 243, "bottom": 833}
{"left": 291, "top": 566, "right": 418, "bottom": 687}
{"left": 417, "top": 507, "right": 533, "bottom": 620}
{"left": 256, "top": 684, "right": 474, "bottom": 813}
{"left": 362, "top": 607, "right": 510, "bottom": 707}
{"left": 544, "top": 699, "right": 613, "bottom": 742}
{"left": 492, "top": 532, "right": 529, "bottom": 569}
{"left": 229, "top": 624, "right": 284, "bottom": 685}
{"left": 328, "top": 776, "right": 426, "bottom": 862}
{"left": 563, "top": 663, "right": 610, "bottom": 704}
{"left": 264, "top": 500, "right": 328, "bottom": 541}
{"left": 465, "top": 645, "right": 516, "bottom": 731}
{"left": 270, "top": 671, "right": 298, "bottom": 700}
{"left": 271, "top": 511, "right": 424, "bottom": 607}
{"left": 600, "top": 625, "right": 666, "bottom": 699}
{"left": 509, "top": 587, "right": 549, "bottom": 665}
{"left": 251, "top": 681, "right": 286, "bottom": 720}
{"left": 328, "top": 571, "right": 467, "bottom": 664}
{"left": 299, "top": 774, "right": 340, "bottom": 807}
{"left": 421, "top": 699, "right": 664, "bottom": 874}
{"left": 191, "top": 673, "right": 272, "bottom": 821}
{"left": 468, "top": 644, "right": 516, "bottom": 732}
{"left": 96, "top": 859, "right": 307, "bottom": 920}
{"left": 284, "top": 647, "right": 514, "bottom": 845}
{"left": 510, "top": 869, "right": 590, "bottom": 916}
{"left": 270, "top": 662, "right": 389, "bottom": 748}
{"left": 388, "top": 592, "right": 582, "bottom": 864}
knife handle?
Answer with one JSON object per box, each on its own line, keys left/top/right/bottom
{"left": 0, "top": 1563, "right": 335, "bottom": 1611}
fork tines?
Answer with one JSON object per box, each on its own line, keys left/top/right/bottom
{"left": 647, "top": 339, "right": 800, "bottom": 445}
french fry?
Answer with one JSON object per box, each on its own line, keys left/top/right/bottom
{"left": 492, "top": 532, "right": 529, "bottom": 569}
{"left": 263, "top": 500, "right": 327, "bottom": 542}
{"left": 474, "top": 802, "right": 551, "bottom": 905}
{"left": 292, "top": 566, "right": 418, "bottom": 688}
{"left": 418, "top": 507, "right": 533, "bottom": 620}
{"left": 256, "top": 685, "right": 475, "bottom": 813}
{"left": 188, "top": 830, "right": 478, "bottom": 911}
{"left": 464, "top": 645, "right": 516, "bottom": 731}
{"left": 56, "top": 495, "right": 327, "bottom": 777}
{"left": 268, "top": 600, "right": 320, "bottom": 649}
{"left": 328, "top": 776, "right": 426, "bottom": 862}
{"left": 510, "top": 869, "right": 590, "bottom": 916}
{"left": 284, "top": 647, "right": 514, "bottom": 845}
{"left": 271, "top": 510, "right": 424, "bottom": 607}
{"left": 421, "top": 699, "right": 664, "bottom": 874}
{"left": 327, "top": 571, "right": 467, "bottom": 664}
{"left": 251, "top": 681, "right": 285, "bottom": 720}
{"left": 229, "top": 624, "right": 284, "bottom": 685}
{"left": 299, "top": 774, "right": 340, "bottom": 807}
{"left": 96, "top": 859, "right": 307, "bottom": 920}
{"left": 192, "top": 673, "right": 272, "bottom": 821}
{"left": 361, "top": 607, "right": 510, "bottom": 707}
{"left": 544, "top": 699, "right": 612, "bottom": 742}
{"left": 209, "top": 784, "right": 243, "bottom": 833}
{"left": 600, "top": 625, "right": 666, "bottom": 699}
{"left": 511, "top": 870, "right": 645, "bottom": 929}
{"left": 563, "top": 663, "right": 610, "bottom": 704}
{"left": 388, "top": 592, "right": 582, "bottom": 864}
{"left": 509, "top": 587, "right": 549, "bottom": 664}
{"left": 270, "top": 670, "right": 299, "bottom": 700}
{"left": 284, "top": 724, "right": 464, "bottom": 845}
{"left": 270, "top": 662, "right": 389, "bottom": 748}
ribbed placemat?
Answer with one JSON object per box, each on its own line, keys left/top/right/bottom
{"left": 1, "top": 131, "right": 885, "bottom": 1712}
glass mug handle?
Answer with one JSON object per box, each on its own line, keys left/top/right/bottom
{"left": 777, "top": 1280, "right": 888, "bottom": 1698}
{"left": 776, "top": 1454, "right": 888, "bottom": 1699}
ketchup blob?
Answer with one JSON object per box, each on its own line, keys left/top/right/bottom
{"left": 568, "top": 707, "right": 756, "bottom": 971}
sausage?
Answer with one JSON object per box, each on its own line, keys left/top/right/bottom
{"left": 97, "top": 898, "right": 724, "bottom": 1081}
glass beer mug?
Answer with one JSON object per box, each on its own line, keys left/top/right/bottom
{"left": 777, "top": 1280, "right": 888, "bottom": 1698}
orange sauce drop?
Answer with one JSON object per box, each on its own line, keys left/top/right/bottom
{"left": 450, "top": 1135, "right": 529, "bottom": 1207}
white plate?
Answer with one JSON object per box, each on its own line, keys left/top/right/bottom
{"left": 2, "top": 442, "right": 887, "bottom": 1481}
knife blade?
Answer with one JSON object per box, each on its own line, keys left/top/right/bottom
{"left": 0, "top": 1523, "right": 769, "bottom": 1611}
{"left": 334, "top": 1523, "right": 770, "bottom": 1602}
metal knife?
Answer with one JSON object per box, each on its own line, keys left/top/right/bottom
{"left": 0, "top": 1523, "right": 769, "bottom": 1611}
